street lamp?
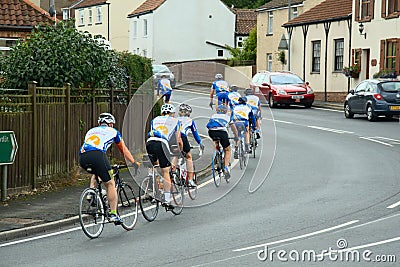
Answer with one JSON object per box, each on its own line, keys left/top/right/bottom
{"left": 358, "top": 22, "right": 366, "bottom": 39}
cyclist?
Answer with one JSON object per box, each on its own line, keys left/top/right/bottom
{"left": 206, "top": 104, "right": 238, "bottom": 179}
{"left": 146, "top": 103, "right": 183, "bottom": 207}
{"left": 228, "top": 85, "right": 241, "bottom": 111}
{"left": 231, "top": 97, "right": 256, "bottom": 154}
{"left": 157, "top": 74, "right": 173, "bottom": 103}
{"left": 209, "top": 73, "right": 230, "bottom": 108}
{"left": 176, "top": 103, "right": 205, "bottom": 187}
{"left": 79, "top": 113, "right": 139, "bottom": 224}
{"left": 244, "top": 88, "right": 261, "bottom": 139}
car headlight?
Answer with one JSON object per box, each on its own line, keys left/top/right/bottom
{"left": 307, "top": 88, "right": 314, "bottom": 94}
{"left": 277, "top": 89, "right": 287, "bottom": 95}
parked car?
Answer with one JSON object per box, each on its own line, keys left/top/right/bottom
{"left": 344, "top": 79, "right": 400, "bottom": 121}
{"left": 152, "top": 64, "right": 176, "bottom": 88}
{"left": 249, "top": 71, "right": 315, "bottom": 108}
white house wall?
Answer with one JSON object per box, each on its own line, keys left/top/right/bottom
{"left": 290, "top": 21, "right": 350, "bottom": 95}
{"left": 130, "top": 0, "right": 235, "bottom": 64}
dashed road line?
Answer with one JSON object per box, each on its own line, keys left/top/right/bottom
{"left": 359, "top": 137, "right": 393, "bottom": 147}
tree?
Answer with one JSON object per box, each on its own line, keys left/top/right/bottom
{"left": 226, "top": 27, "right": 257, "bottom": 65}
{"left": 0, "top": 20, "right": 126, "bottom": 90}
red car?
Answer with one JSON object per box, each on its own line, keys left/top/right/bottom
{"left": 250, "top": 71, "right": 315, "bottom": 108}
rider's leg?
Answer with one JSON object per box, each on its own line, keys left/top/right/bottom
{"left": 161, "top": 166, "right": 171, "bottom": 202}
{"left": 185, "top": 151, "right": 194, "bottom": 181}
{"left": 103, "top": 179, "right": 117, "bottom": 212}
{"left": 223, "top": 146, "right": 230, "bottom": 168}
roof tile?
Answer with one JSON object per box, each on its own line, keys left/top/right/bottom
{"left": 0, "top": 0, "right": 55, "bottom": 27}
{"left": 233, "top": 8, "right": 257, "bottom": 35}
{"left": 73, "top": 0, "right": 106, "bottom": 9}
{"left": 283, "top": 0, "right": 352, "bottom": 26}
{"left": 129, "top": 0, "right": 166, "bottom": 17}
{"left": 258, "top": 0, "right": 304, "bottom": 11}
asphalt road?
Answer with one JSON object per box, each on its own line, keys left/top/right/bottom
{"left": 1, "top": 88, "right": 399, "bottom": 266}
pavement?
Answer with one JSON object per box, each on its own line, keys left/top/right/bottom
{"left": 0, "top": 99, "right": 342, "bottom": 243}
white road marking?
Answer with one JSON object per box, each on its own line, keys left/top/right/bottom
{"left": 307, "top": 125, "right": 354, "bottom": 134}
{"left": 387, "top": 200, "right": 400, "bottom": 209}
{"left": 312, "top": 107, "right": 342, "bottom": 113}
{"left": 233, "top": 220, "right": 359, "bottom": 252}
{"left": 359, "top": 137, "right": 393, "bottom": 147}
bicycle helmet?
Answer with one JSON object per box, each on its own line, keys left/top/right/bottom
{"left": 178, "top": 103, "right": 192, "bottom": 117}
{"left": 215, "top": 73, "right": 223, "bottom": 80}
{"left": 230, "top": 85, "right": 238, "bottom": 92}
{"left": 161, "top": 103, "right": 176, "bottom": 114}
{"left": 238, "top": 96, "right": 247, "bottom": 104}
{"left": 216, "top": 104, "right": 228, "bottom": 114}
{"left": 98, "top": 112, "right": 116, "bottom": 124}
{"left": 244, "top": 88, "right": 254, "bottom": 95}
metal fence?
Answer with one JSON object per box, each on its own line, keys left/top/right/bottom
{"left": 0, "top": 82, "right": 154, "bottom": 195}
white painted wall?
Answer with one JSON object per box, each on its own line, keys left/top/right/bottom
{"left": 290, "top": 20, "right": 350, "bottom": 94}
{"left": 129, "top": 0, "right": 235, "bottom": 64}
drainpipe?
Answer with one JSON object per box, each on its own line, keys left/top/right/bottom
{"left": 107, "top": 3, "right": 110, "bottom": 41}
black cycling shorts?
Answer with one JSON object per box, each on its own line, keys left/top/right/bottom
{"left": 208, "top": 130, "right": 230, "bottom": 149}
{"left": 146, "top": 140, "right": 171, "bottom": 168}
{"left": 181, "top": 135, "right": 191, "bottom": 153}
{"left": 79, "top": 150, "right": 113, "bottom": 182}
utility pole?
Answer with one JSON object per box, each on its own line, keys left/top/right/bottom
{"left": 287, "top": 0, "right": 291, "bottom": 71}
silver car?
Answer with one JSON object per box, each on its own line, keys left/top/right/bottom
{"left": 152, "top": 64, "right": 176, "bottom": 88}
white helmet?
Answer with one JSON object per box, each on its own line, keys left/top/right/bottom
{"left": 98, "top": 113, "right": 115, "bottom": 124}
{"left": 215, "top": 73, "right": 223, "bottom": 79}
{"left": 161, "top": 103, "right": 176, "bottom": 114}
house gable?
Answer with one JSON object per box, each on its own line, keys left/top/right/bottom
{"left": 128, "top": 0, "right": 166, "bottom": 17}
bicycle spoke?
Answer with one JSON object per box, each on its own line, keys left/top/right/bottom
{"left": 118, "top": 183, "right": 138, "bottom": 231}
{"left": 79, "top": 188, "right": 105, "bottom": 239}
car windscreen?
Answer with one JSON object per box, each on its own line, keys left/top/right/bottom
{"left": 270, "top": 74, "right": 303, "bottom": 85}
{"left": 380, "top": 81, "right": 400, "bottom": 92}
{"left": 152, "top": 65, "right": 170, "bottom": 74}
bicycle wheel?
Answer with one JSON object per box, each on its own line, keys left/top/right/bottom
{"left": 187, "top": 171, "right": 198, "bottom": 200}
{"left": 212, "top": 151, "right": 221, "bottom": 187}
{"left": 79, "top": 188, "right": 105, "bottom": 239}
{"left": 139, "top": 176, "right": 159, "bottom": 222}
{"left": 170, "top": 176, "right": 184, "bottom": 215}
{"left": 251, "top": 133, "right": 256, "bottom": 158}
{"left": 242, "top": 139, "right": 248, "bottom": 167}
{"left": 118, "top": 182, "right": 138, "bottom": 231}
{"left": 239, "top": 140, "right": 244, "bottom": 170}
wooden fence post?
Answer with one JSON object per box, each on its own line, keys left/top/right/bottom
{"left": 28, "top": 81, "right": 37, "bottom": 189}
{"left": 127, "top": 77, "right": 132, "bottom": 102}
{"left": 92, "top": 88, "right": 96, "bottom": 127}
{"left": 65, "top": 83, "right": 71, "bottom": 170}
{"left": 110, "top": 86, "right": 114, "bottom": 115}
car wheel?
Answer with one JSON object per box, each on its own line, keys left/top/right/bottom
{"left": 344, "top": 102, "right": 354, "bottom": 118}
{"left": 268, "top": 94, "right": 276, "bottom": 108}
{"left": 366, "top": 105, "right": 376, "bottom": 121}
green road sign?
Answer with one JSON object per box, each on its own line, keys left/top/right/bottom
{"left": 0, "top": 131, "right": 18, "bottom": 165}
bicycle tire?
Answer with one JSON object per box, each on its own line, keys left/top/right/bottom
{"left": 251, "top": 133, "right": 256, "bottom": 158}
{"left": 79, "top": 188, "right": 105, "bottom": 239}
{"left": 118, "top": 182, "right": 138, "bottom": 231}
{"left": 171, "top": 176, "right": 184, "bottom": 215}
{"left": 187, "top": 171, "right": 198, "bottom": 200}
{"left": 212, "top": 151, "right": 221, "bottom": 187}
{"left": 139, "top": 176, "right": 159, "bottom": 222}
{"left": 239, "top": 139, "right": 244, "bottom": 170}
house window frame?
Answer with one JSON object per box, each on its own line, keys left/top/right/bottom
{"left": 88, "top": 8, "right": 93, "bottom": 25}
{"left": 380, "top": 39, "right": 400, "bottom": 73}
{"left": 143, "top": 19, "right": 148, "bottom": 37}
{"left": 96, "top": 6, "right": 103, "bottom": 24}
{"left": 62, "top": 8, "right": 69, "bottom": 20}
{"left": 334, "top": 39, "right": 344, "bottom": 71}
{"left": 218, "top": 49, "right": 224, "bottom": 57}
{"left": 267, "top": 53, "right": 273, "bottom": 71}
{"left": 133, "top": 21, "right": 138, "bottom": 38}
{"left": 267, "top": 11, "right": 273, "bottom": 35}
{"left": 355, "top": 0, "right": 375, "bottom": 22}
{"left": 311, "top": 40, "right": 321, "bottom": 73}
{"left": 292, "top": 7, "right": 298, "bottom": 19}
{"left": 79, "top": 9, "right": 84, "bottom": 26}
{"left": 381, "top": 0, "right": 400, "bottom": 19}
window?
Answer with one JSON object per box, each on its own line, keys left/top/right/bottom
{"left": 79, "top": 9, "right": 84, "bottom": 26}
{"left": 62, "top": 8, "right": 69, "bottom": 20}
{"left": 0, "top": 38, "right": 16, "bottom": 56}
{"left": 292, "top": 7, "right": 298, "bottom": 19}
{"left": 355, "top": 0, "right": 375, "bottom": 21}
{"left": 268, "top": 12, "right": 273, "bottom": 34}
{"left": 380, "top": 39, "right": 399, "bottom": 72}
{"left": 133, "top": 21, "right": 138, "bottom": 38}
{"left": 334, "top": 39, "right": 344, "bottom": 71}
{"left": 96, "top": 6, "right": 102, "bottom": 24}
{"left": 382, "top": 0, "right": 400, "bottom": 18}
{"left": 88, "top": 8, "right": 92, "bottom": 25}
{"left": 267, "top": 53, "right": 273, "bottom": 71}
{"left": 218, "top": 50, "right": 223, "bottom": 57}
{"left": 312, "top": 41, "right": 321, "bottom": 73}
{"left": 143, "top": 19, "right": 148, "bottom": 37}
{"left": 143, "top": 49, "right": 147, "bottom": 57}
{"left": 237, "top": 37, "right": 243, "bottom": 48}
